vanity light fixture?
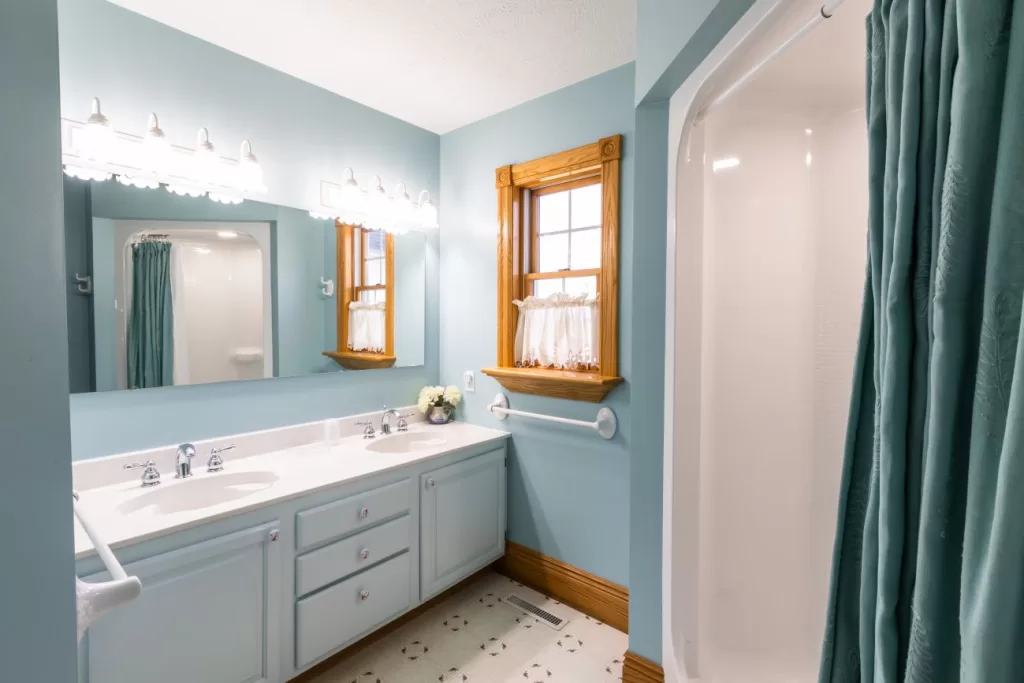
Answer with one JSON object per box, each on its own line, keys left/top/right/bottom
{"left": 238, "top": 140, "right": 266, "bottom": 194}
{"left": 339, "top": 167, "right": 364, "bottom": 213}
{"left": 417, "top": 190, "right": 438, "bottom": 229}
{"left": 61, "top": 97, "right": 269, "bottom": 203}
{"left": 311, "top": 172, "right": 438, "bottom": 234}
{"left": 82, "top": 97, "right": 116, "bottom": 164}
{"left": 141, "top": 113, "right": 173, "bottom": 175}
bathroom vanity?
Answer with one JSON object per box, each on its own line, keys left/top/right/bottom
{"left": 72, "top": 415, "right": 508, "bottom": 683}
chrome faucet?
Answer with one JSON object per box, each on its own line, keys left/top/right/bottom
{"left": 380, "top": 406, "right": 402, "bottom": 435}
{"left": 174, "top": 443, "right": 197, "bottom": 478}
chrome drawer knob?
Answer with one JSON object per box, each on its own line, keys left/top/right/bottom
{"left": 360, "top": 549, "right": 370, "bottom": 561}
{"left": 426, "top": 479, "right": 435, "bottom": 489}
{"left": 360, "top": 590, "right": 370, "bottom": 601}
{"left": 359, "top": 507, "right": 369, "bottom": 519}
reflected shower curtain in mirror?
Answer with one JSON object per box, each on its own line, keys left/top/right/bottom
{"left": 127, "top": 241, "right": 174, "bottom": 388}
{"left": 819, "top": 1, "right": 1024, "bottom": 683}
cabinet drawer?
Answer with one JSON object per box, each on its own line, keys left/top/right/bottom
{"left": 295, "top": 552, "right": 411, "bottom": 668}
{"left": 296, "top": 478, "right": 412, "bottom": 550}
{"left": 296, "top": 515, "right": 410, "bottom": 596}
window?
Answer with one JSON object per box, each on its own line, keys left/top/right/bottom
{"left": 482, "top": 135, "right": 624, "bottom": 402}
{"left": 323, "top": 223, "right": 396, "bottom": 370}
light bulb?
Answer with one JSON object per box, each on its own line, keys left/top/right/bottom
{"left": 192, "top": 127, "right": 222, "bottom": 186}
{"left": 392, "top": 183, "right": 414, "bottom": 231}
{"left": 82, "top": 97, "right": 116, "bottom": 164}
{"left": 141, "top": 113, "right": 173, "bottom": 175}
{"left": 238, "top": 140, "right": 266, "bottom": 193}
{"left": 339, "top": 167, "right": 364, "bottom": 214}
{"left": 417, "top": 190, "right": 438, "bottom": 229}
{"left": 367, "top": 175, "right": 391, "bottom": 231}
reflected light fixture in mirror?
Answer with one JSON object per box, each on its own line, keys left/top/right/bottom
{"left": 310, "top": 172, "right": 439, "bottom": 234}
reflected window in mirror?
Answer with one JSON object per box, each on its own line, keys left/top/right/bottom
{"left": 325, "top": 223, "right": 397, "bottom": 370}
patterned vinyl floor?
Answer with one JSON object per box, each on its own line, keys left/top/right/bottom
{"left": 308, "top": 570, "right": 628, "bottom": 682}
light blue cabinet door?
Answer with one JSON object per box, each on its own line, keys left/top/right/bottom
{"left": 420, "top": 447, "right": 506, "bottom": 599}
{"left": 80, "top": 522, "right": 282, "bottom": 683}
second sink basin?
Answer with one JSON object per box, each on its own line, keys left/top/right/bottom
{"left": 117, "top": 470, "right": 279, "bottom": 516}
{"left": 365, "top": 431, "right": 447, "bottom": 454}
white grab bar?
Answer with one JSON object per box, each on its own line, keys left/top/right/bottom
{"left": 73, "top": 492, "right": 142, "bottom": 641}
{"left": 487, "top": 393, "right": 617, "bottom": 439}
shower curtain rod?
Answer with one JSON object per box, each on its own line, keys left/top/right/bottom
{"left": 697, "top": 0, "right": 847, "bottom": 121}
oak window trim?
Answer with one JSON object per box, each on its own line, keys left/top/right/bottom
{"left": 482, "top": 134, "right": 623, "bottom": 403}
{"left": 323, "top": 222, "right": 396, "bottom": 370}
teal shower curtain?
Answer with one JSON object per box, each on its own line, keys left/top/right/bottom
{"left": 127, "top": 241, "right": 174, "bottom": 388}
{"left": 819, "top": 1, "right": 1024, "bottom": 682}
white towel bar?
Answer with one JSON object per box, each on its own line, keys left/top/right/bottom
{"left": 73, "top": 491, "right": 142, "bottom": 641}
{"left": 487, "top": 393, "right": 617, "bottom": 439}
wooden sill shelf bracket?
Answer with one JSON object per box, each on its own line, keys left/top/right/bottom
{"left": 487, "top": 393, "right": 617, "bottom": 439}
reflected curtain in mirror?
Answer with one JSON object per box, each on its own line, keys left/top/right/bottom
{"left": 127, "top": 241, "right": 173, "bottom": 388}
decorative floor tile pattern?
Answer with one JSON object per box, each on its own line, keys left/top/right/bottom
{"left": 310, "top": 571, "right": 627, "bottom": 683}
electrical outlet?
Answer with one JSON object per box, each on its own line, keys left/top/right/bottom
{"left": 463, "top": 370, "right": 476, "bottom": 392}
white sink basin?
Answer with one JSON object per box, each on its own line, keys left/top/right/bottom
{"left": 117, "top": 471, "right": 279, "bottom": 515}
{"left": 365, "top": 432, "right": 447, "bottom": 454}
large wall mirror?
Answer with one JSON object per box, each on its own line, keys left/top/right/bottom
{"left": 64, "top": 179, "right": 427, "bottom": 393}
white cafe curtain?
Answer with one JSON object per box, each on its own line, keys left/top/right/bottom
{"left": 513, "top": 292, "right": 598, "bottom": 370}
{"left": 348, "top": 301, "right": 385, "bottom": 353}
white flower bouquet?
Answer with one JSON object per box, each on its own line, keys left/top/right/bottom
{"left": 418, "top": 385, "right": 461, "bottom": 424}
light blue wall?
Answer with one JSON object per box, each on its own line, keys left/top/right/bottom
{"left": 0, "top": 0, "right": 79, "bottom": 679}
{"left": 59, "top": 0, "right": 442, "bottom": 460}
{"left": 636, "top": 0, "right": 755, "bottom": 103}
{"left": 439, "top": 64, "right": 635, "bottom": 587}
{"left": 628, "top": 102, "right": 669, "bottom": 663}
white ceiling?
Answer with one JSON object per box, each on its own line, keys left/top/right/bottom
{"left": 107, "top": 0, "right": 637, "bottom": 134}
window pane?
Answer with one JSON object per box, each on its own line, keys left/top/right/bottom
{"left": 365, "top": 230, "right": 385, "bottom": 259}
{"left": 538, "top": 233, "right": 569, "bottom": 272}
{"left": 571, "top": 184, "right": 602, "bottom": 229}
{"left": 538, "top": 191, "right": 569, "bottom": 234}
{"left": 359, "top": 289, "right": 385, "bottom": 304}
{"left": 533, "top": 278, "right": 563, "bottom": 298}
{"left": 564, "top": 275, "right": 597, "bottom": 297}
{"left": 365, "top": 258, "right": 382, "bottom": 286}
{"left": 570, "top": 228, "right": 601, "bottom": 270}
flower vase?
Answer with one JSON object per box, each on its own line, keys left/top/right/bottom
{"left": 429, "top": 405, "right": 452, "bottom": 425}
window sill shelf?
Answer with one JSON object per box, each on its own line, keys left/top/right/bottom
{"left": 480, "top": 367, "right": 623, "bottom": 403}
{"left": 323, "top": 351, "right": 397, "bottom": 370}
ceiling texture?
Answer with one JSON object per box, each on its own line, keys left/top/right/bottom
{"left": 108, "top": 0, "right": 637, "bottom": 134}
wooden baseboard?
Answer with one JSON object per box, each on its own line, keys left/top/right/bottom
{"left": 622, "top": 651, "right": 665, "bottom": 683}
{"left": 289, "top": 569, "right": 486, "bottom": 682}
{"left": 496, "top": 540, "right": 629, "bottom": 633}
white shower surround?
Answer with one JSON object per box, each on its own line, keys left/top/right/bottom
{"left": 112, "top": 221, "right": 273, "bottom": 387}
{"left": 662, "top": 0, "right": 869, "bottom": 680}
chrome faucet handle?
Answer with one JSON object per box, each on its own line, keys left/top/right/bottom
{"left": 124, "top": 460, "right": 161, "bottom": 487}
{"left": 397, "top": 415, "right": 410, "bottom": 432}
{"left": 175, "top": 443, "right": 197, "bottom": 479}
{"left": 207, "top": 444, "right": 235, "bottom": 473}
{"left": 356, "top": 421, "right": 375, "bottom": 439}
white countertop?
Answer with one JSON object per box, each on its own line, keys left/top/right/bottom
{"left": 73, "top": 421, "right": 509, "bottom": 560}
